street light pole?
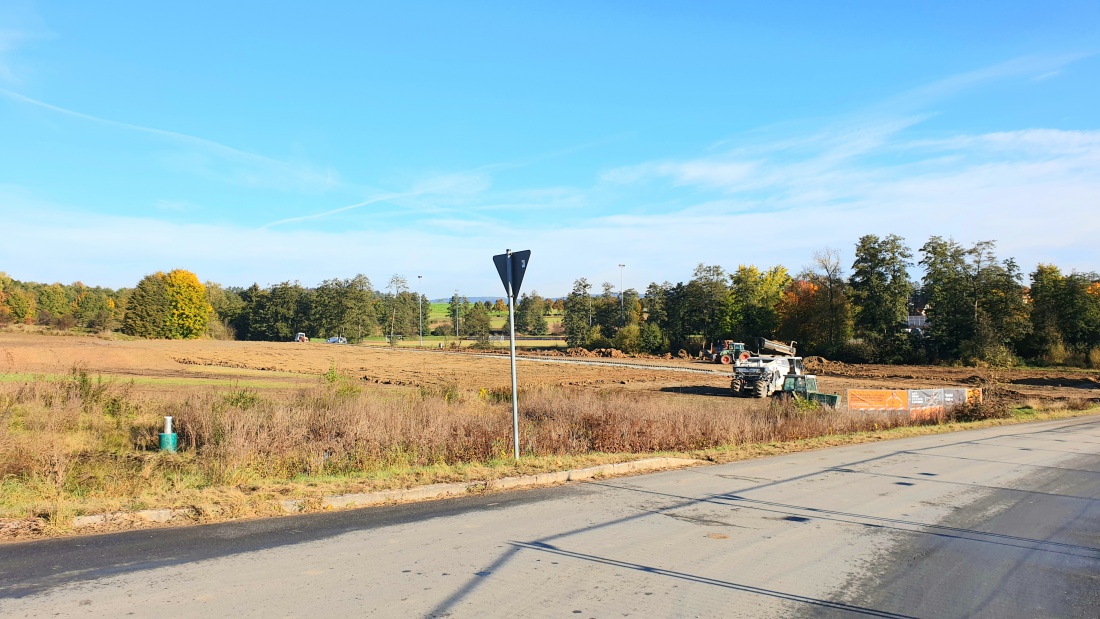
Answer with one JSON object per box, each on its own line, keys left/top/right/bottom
{"left": 418, "top": 275, "right": 423, "bottom": 347}
{"left": 619, "top": 264, "right": 625, "bottom": 327}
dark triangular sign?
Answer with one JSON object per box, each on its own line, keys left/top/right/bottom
{"left": 493, "top": 250, "right": 531, "bottom": 299}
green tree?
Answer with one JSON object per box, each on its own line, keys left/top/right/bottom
{"left": 613, "top": 324, "right": 642, "bottom": 354}
{"left": 685, "top": 264, "right": 730, "bottom": 344}
{"left": 920, "top": 238, "right": 1029, "bottom": 363}
{"left": 122, "top": 273, "right": 171, "bottom": 338}
{"left": 344, "top": 275, "right": 377, "bottom": 341}
{"left": 516, "top": 291, "right": 549, "bottom": 335}
{"left": 37, "top": 283, "right": 69, "bottom": 319}
{"left": 849, "top": 234, "right": 914, "bottom": 338}
{"left": 638, "top": 322, "right": 668, "bottom": 354}
{"left": 464, "top": 302, "right": 492, "bottom": 343}
{"left": 562, "top": 278, "right": 593, "bottom": 347}
{"left": 246, "top": 281, "right": 311, "bottom": 341}
{"left": 727, "top": 265, "right": 789, "bottom": 342}
{"left": 74, "top": 289, "right": 118, "bottom": 332}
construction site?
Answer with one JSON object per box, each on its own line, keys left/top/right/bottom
{"left": 2, "top": 332, "right": 1096, "bottom": 407}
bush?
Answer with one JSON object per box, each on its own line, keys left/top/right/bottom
{"left": 835, "top": 340, "right": 876, "bottom": 364}
{"left": 49, "top": 313, "right": 79, "bottom": 331}
{"left": 206, "top": 318, "right": 236, "bottom": 340}
{"left": 1042, "top": 340, "right": 1069, "bottom": 365}
{"left": 1088, "top": 348, "right": 1100, "bottom": 370}
{"left": 948, "top": 397, "right": 1012, "bottom": 422}
{"left": 639, "top": 323, "right": 668, "bottom": 355}
{"left": 612, "top": 325, "right": 641, "bottom": 355}
{"left": 586, "top": 326, "right": 612, "bottom": 350}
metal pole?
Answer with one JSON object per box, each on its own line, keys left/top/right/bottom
{"left": 418, "top": 275, "right": 423, "bottom": 347}
{"left": 506, "top": 249, "right": 520, "bottom": 460}
{"left": 619, "top": 263, "right": 625, "bottom": 327}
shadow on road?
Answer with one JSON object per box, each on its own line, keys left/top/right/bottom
{"left": 426, "top": 418, "right": 1100, "bottom": 616}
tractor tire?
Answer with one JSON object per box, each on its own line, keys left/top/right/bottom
{"left": 752, "top": 379, "right": 768, "bottom": 398}
{"left": 720, "top": 354, "right": 733, "bottom": 365}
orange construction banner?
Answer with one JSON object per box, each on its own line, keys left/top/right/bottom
{"left": 847, "top": 389, "right": 909, "bottom": 411}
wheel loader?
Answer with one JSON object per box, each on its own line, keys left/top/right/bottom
{"left": 730, "top": 355, "right": 806, "bottom": 398}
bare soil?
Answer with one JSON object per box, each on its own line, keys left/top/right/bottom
{"left": 1, "top": 332, "right": 1097, "bottom": 403}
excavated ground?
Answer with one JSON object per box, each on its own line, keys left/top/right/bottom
{"left": 1, "top": 332, "right": 1097, "bottom": 403}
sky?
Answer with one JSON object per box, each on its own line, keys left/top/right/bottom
{"left": 1, "top": 1, "right": 1098, "bottom": 297}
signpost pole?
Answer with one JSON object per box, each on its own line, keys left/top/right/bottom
{"left": 506, "top": 250, "right": 520, "bottom": 460}
{"left": 493, "top": 248, "right": 529, "bottom": 462}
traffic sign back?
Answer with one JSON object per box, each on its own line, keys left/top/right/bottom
{"left": 493, "top": 250, "right": 531, "bottom": 299}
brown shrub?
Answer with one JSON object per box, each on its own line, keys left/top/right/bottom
{"left": 0, "top": 372, "right": 993, "bottom": 493}
{"left": 947, "top": 398, "right": 1012, "bottom": 422}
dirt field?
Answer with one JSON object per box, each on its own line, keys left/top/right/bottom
{"left": 1, "top": 332, "right": 1098, "bottom": 403}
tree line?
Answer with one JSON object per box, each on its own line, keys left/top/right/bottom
{"left": 0, "top": 270, "right": 562, "bottom": 345}
{"left": 560, "top": 235, "right": 1100, "bottom": 366}
{"left": 3, "top": 234, "right": 1097, "bottom": 365}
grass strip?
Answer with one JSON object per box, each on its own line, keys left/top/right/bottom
{"left": 2, "top": 405, "right": 1094, "bottom": 540}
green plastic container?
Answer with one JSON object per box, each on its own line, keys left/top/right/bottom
{"left": 159, "top": 433, "right": 178, "bottom": 453}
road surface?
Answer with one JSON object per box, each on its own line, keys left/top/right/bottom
{"left": 2, "top": 415, "right": 1098, "bottom": 618}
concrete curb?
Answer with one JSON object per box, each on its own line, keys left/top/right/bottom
{"left": 280, "top": 457, "right": 703, "bottom": 513}
{"left": 69, "top": 457, "right": 703, "bottom": 528}
{"left": 73, "top": 508, "right": 192, "bottom": 529}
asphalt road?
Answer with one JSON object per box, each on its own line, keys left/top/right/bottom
{"left": 2, "top": 416, "right": 1098, "bottom": 618}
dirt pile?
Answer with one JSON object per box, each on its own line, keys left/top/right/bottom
{"left": 803, "top": 356, "right": 852, "bottom": 375}
{"left": 566, "top": 347, "right": 593, "bottom": 358}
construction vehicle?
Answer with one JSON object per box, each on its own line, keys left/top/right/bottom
{"left": 753, "top": 338, "right": 797, "bottom": 357}
{"left": 702, "top": 340, "right": 749, "bottom": 364}
{"left": 731, "top": 355, "right": 805, "bottom": 398}
{"left": 294, "top": 332, "right": 308, "bottom": 343}
{"left": 779, "top": 375, "right": 839, "bottom": 408}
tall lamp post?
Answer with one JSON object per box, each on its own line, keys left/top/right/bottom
{"left": 417, "top": 275, "right": 423, "bottom": 347}
{"left": 619, "top": 263, "right": 625, "bottom": 327}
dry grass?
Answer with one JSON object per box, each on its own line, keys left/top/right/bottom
{"left": 1, "top": 367, "right": 1095, "bottom": 538}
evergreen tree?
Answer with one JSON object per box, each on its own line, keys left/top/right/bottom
{"left": 562, "top": 278, "right": 593, "bottom": 347}
{"left": 849, "top": 234, "right": 913, "bottom": 338}
{"left": 122, "top": 273, "right": 170, "bottom": 338}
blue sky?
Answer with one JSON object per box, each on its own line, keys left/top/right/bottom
{"left": 1, "top": 1, "right": 1098, "bottom": 296}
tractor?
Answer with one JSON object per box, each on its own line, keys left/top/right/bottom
{"left": 779, "top": 374, "right": 839, "bottom": 408}
{"left": 703, "top": 340, "right": 749, "bottom": 364}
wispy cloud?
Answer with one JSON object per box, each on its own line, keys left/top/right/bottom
{"left": 259, "top": 171, "right": 494, "bottom": 228}
{"left": 261, "top": 192, "right": 414, "bottom": 229}
{"left": 4, "top": 120, "right": 1099, "bottom": 294}
{"left": 877, "top": 52, "right": 1094, "bottom": 112}
{"left": 0, "top": 89, "right": 340, "bottom": 191}
{"left": 4, "top": 55, "right": 1098, "bottom": 294}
